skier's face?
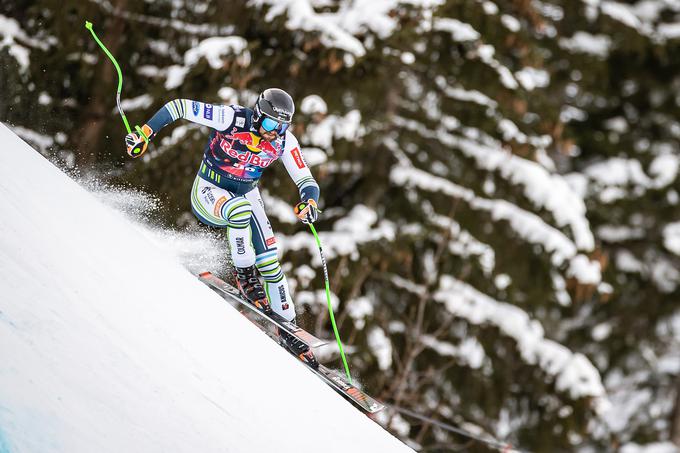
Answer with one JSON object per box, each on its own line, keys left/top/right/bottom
{"left": 259, "top": 126, "right": 278, "bottom": 143}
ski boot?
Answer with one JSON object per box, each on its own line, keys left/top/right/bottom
{"left": 235, "top": 265, "right": 272, "bottom": 315}
{"left": 279, "top": 327, "right": 319, "bottom": 369}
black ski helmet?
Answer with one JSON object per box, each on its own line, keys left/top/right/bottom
{"left": 252, "top": 88, "right": 295, "bottom": 128}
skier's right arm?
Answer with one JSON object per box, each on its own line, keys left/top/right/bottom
{"left": 125, "top": 99, "right": 235, "bottom": 158}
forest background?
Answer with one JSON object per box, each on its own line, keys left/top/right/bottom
{"left": 2, "top": 0, "right": 680, "bottom": 451}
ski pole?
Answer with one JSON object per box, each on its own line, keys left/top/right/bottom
{"left": 84, "top": 21, "right": 149, "bottom": 147}
{"left": 308, "top": 223, "right": 352, "bottom": 383}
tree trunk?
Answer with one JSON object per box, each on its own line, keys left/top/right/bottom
{"left": 671, "top": 375, "right": 680, "bottom": 447}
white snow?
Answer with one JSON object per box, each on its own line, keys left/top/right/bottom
{"left": 303, "top": 110, "right": 364, "bottom": 150}
{"left": 533, "top": 1, "right": 565, "bottom": 21}
{"left": 436, "top": 78, "right": 498, "bottom": 110}
{"left": 431, "top": 214, "right": 496, "bottom": 275}
{"left": 117, "top": 94, "right": 154, "bottom": 112}
{"left": 592, "top": 322, "right": 613, "bottom": 341}
{"left": 597, "top": 225, "right": 645, "bottom": 243}
{"left": 649, "top": 153, "right": 680, "bottom": 188}
{"left": 559, "top": 32, "right": 612, "bottom": 59}
{"left": 0, "top": 124, "right": 411, "bottom": 453}
{"left": 346, "top": 296, "right": 375, "bottom": 330}
{"left": 280, "top": 204, "right": 396, "bottom": 264}
{"left": 494, "top": 273, "right": 511, "bottom": 290}
{"left": 567, "top": 254, "right": 602, "bottom": 285}
{"left": 185, "top": 37, "right": 250, "bottom": 69}
{"left": 300, "top": 95, "right": 328, "bottom": 115}
{"left": 651, "top": 259, "right": 680, "bottom": 293}
{"left": 584, "top": 158, "right": 651, "bottom": 187}
{"left": 388, "top": 414, "right": 412, "bottom": 438}
{"left": 604, "top": 116, "right": 629, "bottom": 133}
{"left": 475, "top": 44, "right": 519, "bottom": 90}
{"left": 515, "top": 67, "right": 550, "bottom": 91}
{"left": 400, "top": 51, "right": 416, "bottom": 64}
{"left": 368, "top": 327, "right": 393, "bottom": 370}
{"left": 0, "top": 14, "right": 53, "bottom": 72}
{"left": 616, "top": 250, "right": 645, "bottom": 274}
{"left": 434, "top": 276, "right": 608, "bottom": 404}
{"left": 583, "top": 154, "right": 680, "bottom": 200}
{"left": 166, "top": 36, "right": 250, "bottom": 89}
{"left": 552, "top": 272, "right": 573, "bottom": 306}
{"left": 38, "top": 92, "right": 52, "bottom": 105}
{"left": 217, "top": 86, "right": 239, "bottom": 104}
{"left": 501, "top": 14, "right": 521, "bottom": 32}
{"left": 601, "top": 1, "right": 643, "bottom": 30}
{"left": 432, "top": 18, "right": 481, "bottom": 41}
{"left": 658, "top": 22, "right": 680, "bottom": 39}
{"left": 296, "top": 289, "right": 341, "bottom": 310}
{"left": 481, "top": 1, "right": 499, "bottom": 15}
{"left": 390, "top": 164, "right": 588, "bottom": 271}
{"left": 394, "top": 119, "right": 594, "bottom": 252}
{"left": 261, "top": 190, "right": 300, "bottom": 224}
{"left": 254, "top": 0, "right": 445, "bottom": 57}
{"left": 620, "top": 442, "right": 680, "bottom": 453}
{"left": 299, "top": 147, "right": 328, "bottom": 166}
{"left": 165, "top": 65, "right": 190, "bottom": 90}
{"left": 420, "top": 335, "right": 486, "bottom": 369}
{"left": 615, "top": 248, "right": 680, "bottom": 293}
{"left": 663, "top": 221, "right": 680, "bottom": 256}
{"left": 561, "top": 105, "right": 589, "bottom": 122}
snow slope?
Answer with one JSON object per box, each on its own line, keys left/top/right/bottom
{"left": 0, "top": 123, "right": 410, "bottom": 453}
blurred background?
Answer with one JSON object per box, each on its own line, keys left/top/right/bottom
{"left": 2, "top": 0, "right": 680, "bottom": 451}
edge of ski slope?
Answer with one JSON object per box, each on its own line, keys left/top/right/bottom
{"left": 0, "top": 123, "right": 412, "bottom": 453}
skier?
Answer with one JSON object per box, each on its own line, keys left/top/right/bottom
{"left": 124, "top": 88, "right": 320, "bottom": 367}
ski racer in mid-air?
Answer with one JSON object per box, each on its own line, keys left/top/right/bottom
{"left": 124, "top": 88, "right": 320, "bottom": 367}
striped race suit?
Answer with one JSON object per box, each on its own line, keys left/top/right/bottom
{"left": 145, "top": 99, "right": 320, "bottom": 321}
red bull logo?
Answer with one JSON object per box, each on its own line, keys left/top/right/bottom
{"left": 225, "top": 131, "right": 279, "bottom": 155}
{"left": 210, "top": 130, "right": 285, "bottom": 175}
{"left": 219, "top": 142, "right": 275, "bottom": 168}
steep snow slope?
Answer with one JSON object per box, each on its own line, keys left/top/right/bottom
{"left": 0, "top": 123, "right": 410, "bottom": 453}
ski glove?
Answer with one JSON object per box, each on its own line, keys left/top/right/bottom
{"left": 125, "top": 124, "right": 153, "bottom": 158}
{"left": 294, "top": 199, "right": 320, "bottom": 224}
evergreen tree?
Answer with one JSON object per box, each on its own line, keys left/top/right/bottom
{"left": 2, "top": 0, "right": 679, "bottom": 450}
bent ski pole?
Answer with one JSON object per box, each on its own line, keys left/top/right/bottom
{"left": 308, "top": 223, "right": 352, "bottom": 383}
{"left": 84, "top": 21, "right": 149, "bottom": 149}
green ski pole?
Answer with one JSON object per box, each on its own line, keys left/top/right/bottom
{"left": 308, "top": 223, "right": 352, "bottom": 383}
{"left": 84, "top": 21, "right": 148, "bottom": 147}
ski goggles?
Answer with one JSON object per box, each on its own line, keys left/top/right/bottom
{"left": 261, "top": 117, "right": 290, "bottom": 135}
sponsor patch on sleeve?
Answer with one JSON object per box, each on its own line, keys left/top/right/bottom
{"left": 266, "top": 237, "right": 277, "bottom": 246}
{"left": 204, "top": 104, "right": 213, "bottom": 120}
{"left": 192, "top": 101, "right": 200, "bottom": 116}
{"left": 291, "top": 147, "right": 305, "bottom": 169}
{"left": 235, "top": 116, "right": 245, "bottom": 127}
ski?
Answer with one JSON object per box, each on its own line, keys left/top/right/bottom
{"left": 199, "top": 271, "right": 384, "bottom": 414}
{"left": 265, "top": 323, "right": 384, "bottom": 413}
{"left": 198, "top": 271, "right": 327, "bottom": 348}
{"left": 312, "top": 364, "right": 385, "bottom": 414}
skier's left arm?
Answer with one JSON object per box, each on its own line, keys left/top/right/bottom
{"left": 280, "top": 132, "right": 320, "bottom": 224}
{"left": 125, "top": 99, "right": 234, "bottom": 157}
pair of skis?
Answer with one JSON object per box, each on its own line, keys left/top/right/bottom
{"left": 198, "top": 271, "right": 384, "bottom": 414}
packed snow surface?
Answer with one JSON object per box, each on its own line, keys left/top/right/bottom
{"left": 0, "top": 124, "right": 411, "bottom": 453}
